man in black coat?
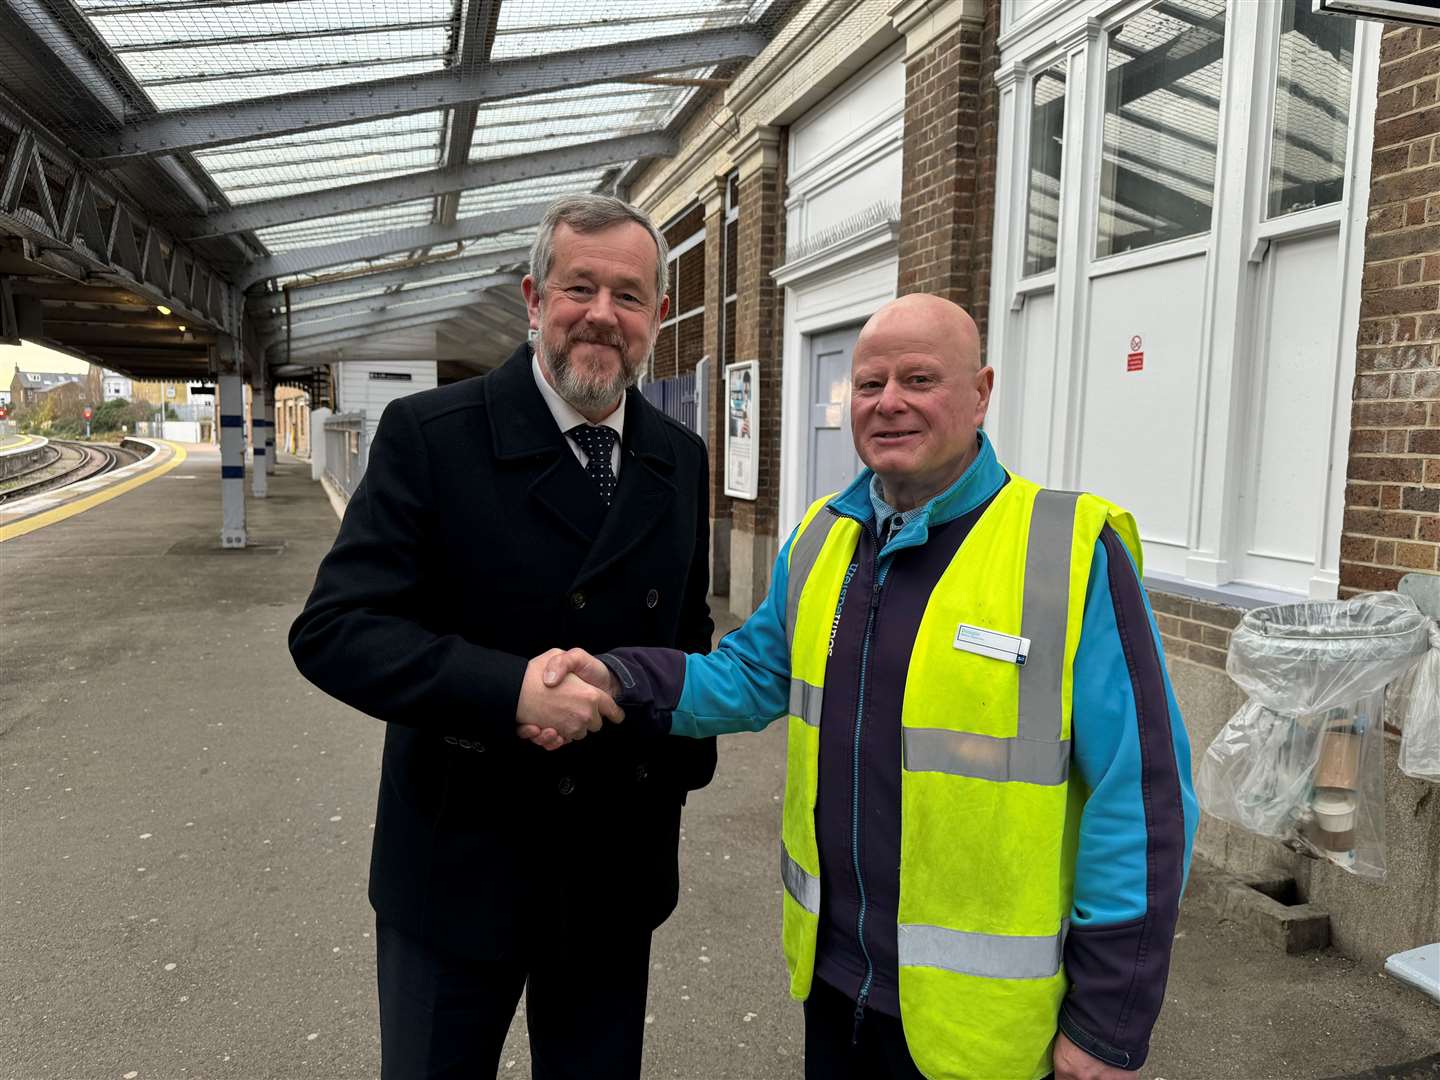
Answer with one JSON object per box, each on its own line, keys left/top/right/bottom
{"left": 289, "top": 194, "right": 716, "bottom": 1080}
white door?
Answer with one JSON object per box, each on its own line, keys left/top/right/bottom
{"left": 806, "top": 325, "right": 864, "bottom": 504}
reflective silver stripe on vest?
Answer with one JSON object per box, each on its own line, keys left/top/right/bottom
{"left": 903, "top": 727, "right": 1070, "bottom": 785}
{"left": 1018, "top": 490, "right": 1080, "bottom": 743}
{"left": 789, "top": 679, "right": 824, "bottom": 727}
{"left": 780, "top": 842, "right": 821, "bottom": 915}
{"left": 900, "top": 488, "right": 1079, "bottom": 786}
{"left": 786, "top": 509, "right": 842, "bottom": 653}
{"left": 897, "top": 919, "right": 1069, "bottom": 980}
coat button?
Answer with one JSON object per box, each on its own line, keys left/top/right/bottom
{"left": 570, "top": 591, "right": 586, "bottom": 610}
{"left": 645, "top": 588, "right": 659, "bottom": 609}
{"left": 557, "top": 776, "right": 575, "bottom": 795}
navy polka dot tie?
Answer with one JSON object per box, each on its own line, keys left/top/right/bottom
{"left": 567, "top": 424, "right": 619, "bottom": 505}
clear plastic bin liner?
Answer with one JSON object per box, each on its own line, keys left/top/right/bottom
{"left": 1199, "top": 592, "right": 1433, "bottom": 880}
{"left": 1397, "top": 624, "right": 1440, "bottom": 783}
{"left": 1225, "top": 592, "right": 1431, "bottom": 714}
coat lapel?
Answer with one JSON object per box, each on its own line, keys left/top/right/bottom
{"left": 571, "top": 390, "right": 678, "bottom": 590}
{"left": 486, "top": 344, "right": 608, "bottom": 545}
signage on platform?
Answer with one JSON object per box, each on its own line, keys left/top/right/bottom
{"left": 724, "top": 360, "right": 759, "bottom": 501}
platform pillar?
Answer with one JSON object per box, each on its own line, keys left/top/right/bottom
{"left": 218, "top": 371, "right": 246, "bottom": 548}
{"left": 264, "top": 386, "right": 276, "bottom": 475}
{"left": 250, "top": 372, "right": 268, "bottom": 499}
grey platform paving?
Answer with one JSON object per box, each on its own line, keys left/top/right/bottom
{"left": 1, "top": 447, "right": 1436, "bottom": 1079}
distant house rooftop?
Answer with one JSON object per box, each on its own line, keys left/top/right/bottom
{"left": 15, "top": 370, "right": 83, "bottom": 389}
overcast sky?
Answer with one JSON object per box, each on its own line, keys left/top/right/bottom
{"left": 1, "top": 340, "right": 91, "bottom": 391}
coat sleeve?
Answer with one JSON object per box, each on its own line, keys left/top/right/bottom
{"left": 602, "top": 528, "right": 797, "bottom": 737}
{"left": 288, "top": 397, "right": 528, "bottom": 740}
{"left": 1059, "top": 527, "right": 1198, "bottom": 1071}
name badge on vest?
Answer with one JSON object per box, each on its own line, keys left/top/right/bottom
{"left": 953, "top": 623, "right": 1030, "bottom": 666}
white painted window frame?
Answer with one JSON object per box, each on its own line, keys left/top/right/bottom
{"left": 987, "top": 0, "right": 1382, "bottom": 602}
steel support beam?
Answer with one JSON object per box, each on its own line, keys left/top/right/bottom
{"left": 435, "top": 0, "right": 500, "bottom": 228}
{"left": 239, "top": 201, "right": 549, "bottom": 289}
{"left": 287, "top": 312, "right": 464, "bottom": 354}
{"left": 283, "top": 293, "right": 519, "bottom": 353}
{"left": 3, "top": 0, "right": 128, "bottom": 121}
{"left": 83, "top": 27, "right": 768, "bottom": 160}
{"left": 0, "top": 121, "right": 239, "bottom": 333}
{"left": 280, "top": 291, "right": 503, "bottom": 343}
{"left": 259, "top": 272, "right": 522, "bottom": 335}
{"left": 185, "top": 133, "right": 671, "bottom": 239}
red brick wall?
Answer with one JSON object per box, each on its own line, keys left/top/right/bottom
{"left": 970, "top": 0, "right": 1002, "bottom": 352}
{"left": 896, "top": 2, "right": 1002, "bottom": 349}
{"left": 702, "top": 193, "right": 732, "bottom": 544}
{"left": 1341, "top": 23, "right": 1440, "bottom": 595}
{"left": 653, "top": 205, "right": 706, "bottom": 381}
{"left": 731, "top": 141, "right": 787, "bottom": 538}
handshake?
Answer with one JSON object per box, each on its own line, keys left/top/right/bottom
{"left": 514, "top": 648, "right": 623, "bottom": 751}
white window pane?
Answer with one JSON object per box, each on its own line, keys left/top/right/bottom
{"left": 1023, "top": 59, "right": 1066, "bottom": 277}
{"left": 1096, "top": 0, "right": 1225, "bottom": 259}
{"left": 1268, "top": 0, "right": 1354, "bottom": 218}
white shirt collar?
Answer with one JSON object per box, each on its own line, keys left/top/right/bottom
{"left": 530, "top": 349, "right": 625, "bottom": 441}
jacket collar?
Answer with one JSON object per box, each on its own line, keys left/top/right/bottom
{"left": 828, "top": 431, "right": 1007, "bottom": 548}
{"left": 485, "top": 342, "right": 679, "bottom": 586}
{"left": 486, "top": 342, "right": 676, "bottom": 470}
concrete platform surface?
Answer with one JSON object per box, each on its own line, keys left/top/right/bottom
{"left": 1, "top": 448, "right": 1437, "bottom": 1079}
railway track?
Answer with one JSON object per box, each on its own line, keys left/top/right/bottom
{"left": 0, "top": 440, "right": 145, "bottom": 505}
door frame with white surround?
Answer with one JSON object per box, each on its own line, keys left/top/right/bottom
{"left": 772, "top": 44, "right": 904, "bottom": 534}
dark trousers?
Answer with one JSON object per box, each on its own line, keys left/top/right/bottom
{"left": 376, "top": 918, "right": 653, "bottom": 1080}
{"left": 803, "top": 978, "right": 1057, "bottom": 1080}
{"left": 803, "top": 977, "right": 925, "bottom": 1080}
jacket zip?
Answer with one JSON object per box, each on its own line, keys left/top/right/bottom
{"left": 851, "top": 525, "right": 890, "bottom": 1043}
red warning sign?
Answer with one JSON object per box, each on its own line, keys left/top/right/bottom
{"left": 1127, "top": 335, "right": 1144, "bottom": 372}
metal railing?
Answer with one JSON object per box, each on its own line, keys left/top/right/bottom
{"left": 323, "top": 412, "right": 367, "bottom": 498}
{"left": 641, "top": 358, "right": 708, "bottom": 446}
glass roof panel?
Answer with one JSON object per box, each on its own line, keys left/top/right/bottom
{"left": 255, "top": 200, "right": 438, "bottom": 253}
{"left": 122, "top": 30, "right": 449, "bottom": 87}
{"left": 74, "top": 0, "right": 451, "bottom": 110}
{"left": 466, "top": 73, "right": 708, "bottom": 163}
{"left": 269, "top": 230, "right": 536, "bottom": 292}
{"left": 193, "top": 112, "right": 447, "bottom": 204}
{"left": 65, "top": 0, "right": 783, "bottom": 293}
{"left": 455, "top": 169, "right": 607, "bottom": 215}
{"left": 490, "top": 2, "right": 750, "bottom": 61}
{"left": 75, "top": 0, "right": 453, "bottom": 45}
{"left": 144, "top": 59, "right": 445, "bottom": 111}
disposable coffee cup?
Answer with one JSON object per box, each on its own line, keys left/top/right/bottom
{"left": 1316, "top": 730, "right": 1362, "bottom": 791}
{"left": 1311, "top": 790, "right": 1357, "bottom": 850}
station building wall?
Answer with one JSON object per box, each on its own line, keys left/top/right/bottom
{"left": 630, "top": 0, "right": 1002, "bottom": 616}
{"left": 334, "top": 359, "right": 437, "bottom": 463}
{"left": 631, "top": 0, "right": 1438, "bottom": 967}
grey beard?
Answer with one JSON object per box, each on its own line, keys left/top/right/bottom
{"left": 541, "top": 336, "right": 642, "bottom": 414}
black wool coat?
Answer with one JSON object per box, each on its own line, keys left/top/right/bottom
{"left": 289, "top": 343, "right": 716, "bottom": 960}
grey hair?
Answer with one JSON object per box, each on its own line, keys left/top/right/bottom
{"left": 528, "top": 194, "right": 670, "bottom": 307}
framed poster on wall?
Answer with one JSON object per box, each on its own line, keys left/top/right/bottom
{"left": 724, "top": 360, "right": 759, "bottom": 500}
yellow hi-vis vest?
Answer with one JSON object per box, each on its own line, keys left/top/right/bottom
{"left": 779, "top": 475, "right": 1142, "bottom": 1080}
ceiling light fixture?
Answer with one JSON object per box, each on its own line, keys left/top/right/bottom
{"left": 156, "top": 305, "right": 172, "bottom": 315}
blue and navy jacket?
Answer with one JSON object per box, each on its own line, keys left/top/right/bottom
{"left": 607, "top": 433, "right": 1199, "bottom": 1070}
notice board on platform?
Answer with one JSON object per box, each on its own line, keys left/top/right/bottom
{"left": 724, "top": 360, "right": 758, "bottom": 501}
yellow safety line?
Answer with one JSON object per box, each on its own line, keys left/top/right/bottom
{"left": 0, "top": 440, "right": 189, "bottom": 543}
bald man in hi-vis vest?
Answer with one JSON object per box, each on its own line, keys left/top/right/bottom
{"left": 529, "top": 294, "right": 1198, "bottom": 1080}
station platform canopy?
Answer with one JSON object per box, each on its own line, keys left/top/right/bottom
{"left": 0, "top": 0, "right": 788, "bottom": 385}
